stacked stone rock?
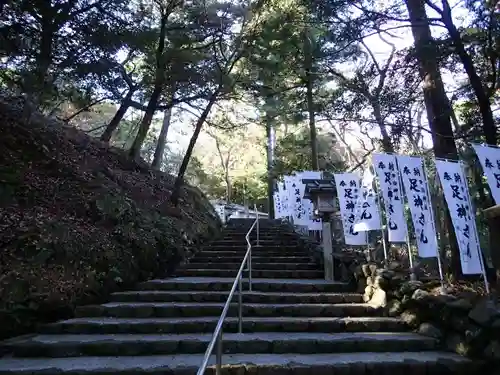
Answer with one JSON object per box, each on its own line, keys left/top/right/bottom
{"left": 356, "top": 260, "right": 500, "bottom": 365}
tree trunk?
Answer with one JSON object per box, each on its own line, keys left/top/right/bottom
{"left": 152, "top": 105, "right": 173, "bottom": 170}
{"left": 405, "top": 0, "right": 462, "bottom": 279}
{"left": 225, "top": 171, "right": 232, "bottom": 203}
{"left": 213, "top": 135, "right": 233, "bottom": 204}
{"left": 31, "top": 3, "right": 55, "bottom": 104}
{"left": 152, "top": 84, "right": 176, "bottom": 169}
{"left": 128, "top": 86, "right": 163, "bottom": 158}
{"left": 37, "top": 24, "right": 53, "bottom": 93}
{"left": 170, "top": 93, "right": 219, "bottom": 206}
{"left": 128, "top": 13, "right": 168, "bottom": 159}
{"left": 372, "top": 100, "right": 394, "bottom": 153}
{"left": 101, "top": 90, "right": 134, "bottom": 143}
{"left": 473, "top": 163, "right": 492, "bottom": 209}
{"left": 304, "top": 29, "right": 319, "bottom": 170}
{"left": 440, "top": 0, "right": 497, "bottom": 145}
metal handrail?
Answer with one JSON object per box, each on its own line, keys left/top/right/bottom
{"left": 196, "top": 205, "right": 259, "bottom": 375}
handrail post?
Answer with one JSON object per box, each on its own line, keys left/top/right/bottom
{"left": 216, "top": 331, "right": 222, "bottom": 375}
{"left": 238, "top": 274, "right": 243, "bottom": 333}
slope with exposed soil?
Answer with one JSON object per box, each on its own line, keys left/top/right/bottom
{"left": 0, "top": 96, "right": 221, "bottom": 340}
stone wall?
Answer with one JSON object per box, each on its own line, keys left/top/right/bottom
{"left": 354, "top": 261, "right": 500, "bottom": 364}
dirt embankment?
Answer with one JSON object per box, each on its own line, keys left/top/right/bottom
{"left": 0, "top": 96, "right": 221, "bottom": 339}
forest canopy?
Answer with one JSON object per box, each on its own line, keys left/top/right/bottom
{"left": 1, "top": 0, "right": 498, "bottom": 208}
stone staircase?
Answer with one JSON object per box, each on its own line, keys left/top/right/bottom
{"left": 0, "top": 219, "right": 481, "bottom": 374}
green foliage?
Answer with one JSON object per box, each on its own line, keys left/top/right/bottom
{"left": 231, "top": 176, "right": 268, "bottom": 205}
{"left": 1, "top": 0, "right": 132, "bottom": 106}
{"left": 274, "top": 127, "right": 345, "bottom": 178}
{"left": 186, "top": 156, "right": 227, "bottom": 198}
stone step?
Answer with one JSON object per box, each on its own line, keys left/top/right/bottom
{"left": 197, "top": 250, "right": 310, "bottom": 257}
{"left": 222, "top": 231, "right": 294, "bottom": 236}
{"left": 74, "top": 302, "right": 380, "bottom": 319}
{"left": 137, "top": 277, "right": 351, "bottom": 293}
{"left": 218, "top": 241, "right": 301, "bottom": 246}
{"left": 40, "top": 316, "right": 409, "bottom": 335}
{"left": 203, "top": 248, "right": 306, "bottom": 255}
{"left": 4, "top": 332, "right": 438, "bottom": 358}
{"left": 219, "top": 233, "right": 298, "bottom": 237}
{"left": 202, "top": 249, "right": 306, "bottom": 256}
{"left": 109, "top": 291, "right": 364, "bottom": 304}
{"left": 209, "top": 243, "right": 301, "bottom": 249}
{"left": 220, "top": 237, "right": 296, "bottom": 241}
{"left": 220, "top": 235, "right": 296, "bottom": 241}
{"left": 0, "top": 352, "right": 480, "bottom": 375}
{"left": 174, "top": 269, "right": 324, "bottom": 279}
{"left": 190, "top": 255, "right": 312, "bottom": 263}
{"left": 200, "top": 249, "right": 309, "bottom": 255}
{"left": 214, "top": 237, "right": 298, "bottom": 241}
{"left": 224, "top": 227, "right": 292, "bottom": 232}
{"left": 226, "top": 225, "right": 291, "bottom": 230}
{"left": 207, "top": 243, "right": 301, "bottom": 249}
{"left": 182, "top": 262, "right": 319, "bottom": 270}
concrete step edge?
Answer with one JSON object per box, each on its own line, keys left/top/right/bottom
{"left": 0, "top": 352, "right": 480, "bottom": 374}
{"left": 4, "top": 332, "right": 439, "bottom": 357}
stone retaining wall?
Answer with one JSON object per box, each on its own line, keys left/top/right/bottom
{"left": 354, "top": 261, "right": 500, "bottom": 363}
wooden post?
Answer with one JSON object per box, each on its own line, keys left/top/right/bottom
{"left": 483, "top": 204, "right": 500, "bottom": 293}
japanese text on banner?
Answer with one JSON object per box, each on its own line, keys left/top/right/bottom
{"left": 334, "top": 173, "right": 368, "bottom": 245}
{"left": 283, "top": 176, "right": 294, "bottom": 219}
{"left": 291, "top": 174, "right": 304, "bottom": 224}
{"left": 396, "top": 155, "right": 438, "bottom": 258}
{"left": 273, "top": 191, "right": 281, "bottom": 219}
{"left": 372, "top": 153, "right": 408, "bottom": 242}
{"left": 353, "top": 168, "right": 382, "bottom": 232}
{"left": 435, "top": 160, "right": 483, "bottom": 275}
{"left": 291, "top": 171, "right": 322, "bottom": 228}
{"left": 471, "top": 144, "right": 500, "bottom": 205}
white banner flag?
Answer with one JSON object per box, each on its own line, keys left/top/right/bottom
{"left": 291, "top": 174, "right": 305, "bottom": 225}
{"left": 215, "top": 204, "right": 225, "bottom": 223}
{"left": 302, "top": 171, "right": 322, "bottom": 231}
{"left": 308, "top": 215, "right": 323, "bottom": 231}
{"left": 353, "top": 168, "right": 382, "bottom": 232}
{"left": 471, "top": 144, "right": 500, "bottom": 205}
{"left": 334, "top": 173, "right": 368, "bottom": 245}
{"left": 372, "top": 153, "right": 408, "bottom": 242}
{"left": 274, "top": 191, "right": 282, "bottom": 218}
{"left": 396, "top": 155, "right": 438, "bottom": 258}
{"left": 435, "top": 160, "right": 483, "bottom": 275}
{"left": 283, "top": 176, "right": 294, "bottom": 219}
{"left": 277, "top": 182, "right": 286, "bottom": 218}
{"left": 291, "top": 171, "right": 322, "bottom": 227}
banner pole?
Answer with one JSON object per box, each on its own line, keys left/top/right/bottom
{"left": 422, "top": 161, "right": 446, "bottom": 293}
{"left": 395, "top": 158, "right": 417, "bottom": 280}
{"left": 460, "top": 161, "right": 490, "bottom": 295}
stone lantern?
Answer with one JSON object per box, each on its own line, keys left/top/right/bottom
{"left": 303, "top": 179, "right": 338, "bottom": 281}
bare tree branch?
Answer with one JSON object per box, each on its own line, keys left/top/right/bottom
{"left": 348, "top": 148, "right": 376, "bottom": 172}
{"left": 61, "top": 96, "right": 112, "bottom": 122}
